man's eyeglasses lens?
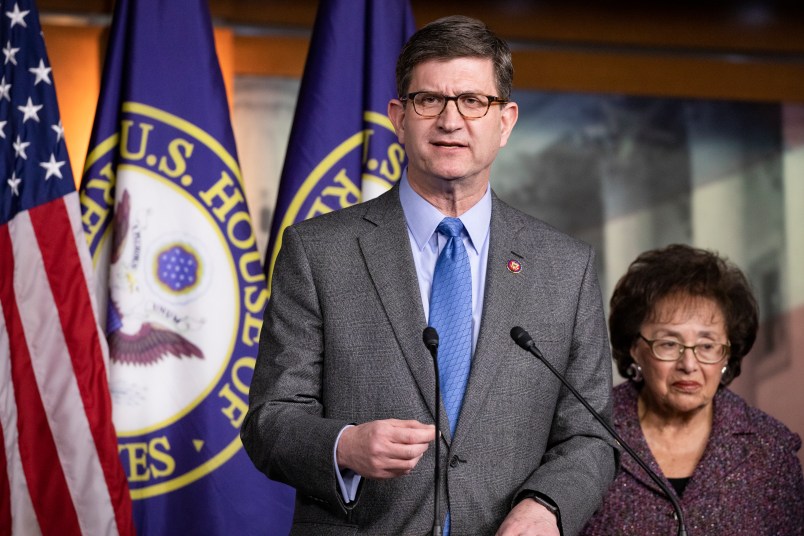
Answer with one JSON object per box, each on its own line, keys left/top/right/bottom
{"left": 407, "top": 92, "right": 502, "bottom": 118}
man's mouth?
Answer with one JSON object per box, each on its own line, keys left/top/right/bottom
{"left": 432, "top": 141, "right": 466, "bottom": 148}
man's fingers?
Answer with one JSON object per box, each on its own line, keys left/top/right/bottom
{"left": 337, "top": 419, "right": 437, "bottom": 478}
{"left": 387, "top": 440, "right": 431, "bottom": 462}
{"left": 368, "top": 422, "right": 432, "bottom": 461}
{"left": 389, "top": 420, "right": 436, "bottom": 445}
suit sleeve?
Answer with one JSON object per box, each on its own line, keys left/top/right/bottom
{"left": 240, "top": 225, "right": 352, "bottom": 511}
{"left": 516, "top": 245, "right": 620, "bottom": 536}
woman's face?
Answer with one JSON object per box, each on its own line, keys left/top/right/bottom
{"left": 631, "top": 294, "right": 729, "bottom": 419}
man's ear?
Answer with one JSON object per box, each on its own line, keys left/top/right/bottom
{"left": 388, "top": 99, "right": 406, "bottom": 144}
{"left": 498, "top": 101, "right": 519, "bottom": 148}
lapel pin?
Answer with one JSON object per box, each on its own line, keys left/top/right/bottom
{"left": 507, "top": 259, "right": 522, "bottom": 273}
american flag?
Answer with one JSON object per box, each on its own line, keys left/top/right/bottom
{"left": 0, "top": 1, "right": 134, "bottom": 534}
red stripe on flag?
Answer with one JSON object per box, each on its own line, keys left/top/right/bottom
{"left": 0, "top": 223, "right": 83, "bottom": 535}
{"left": 29, "top": 199, "right": 134, "bottom": 536}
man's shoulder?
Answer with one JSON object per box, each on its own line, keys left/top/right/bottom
{"left": 290, "top": 187, "right": 399, "bottom": 238}
{"left": 492, "top": 195, "right": 592, "bottom": 255}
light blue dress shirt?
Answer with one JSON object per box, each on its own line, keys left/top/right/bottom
{"left": 335, "top": 172, "right": 492, "bottom": 503}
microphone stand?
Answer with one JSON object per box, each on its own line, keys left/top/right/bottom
{"left": 422, "top": 327, "right": 442, "bottom": 536}
{"left": 510, "top": 327, "right": 687, "bottom": 536}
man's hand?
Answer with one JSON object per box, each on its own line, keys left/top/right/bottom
{"left": 495, "top": 498, "right": 560, "bottom": 536}
{"left": 337, "top": 419, "right": 435, "bottom": 479}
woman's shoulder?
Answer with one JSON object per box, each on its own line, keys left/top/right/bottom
{"left": 611, "top": 381, "right": 639, "bottom": 424}
{"left": 612, "top": 381, "right": 638, "bottom": 406}
{"left": 716, "top": 388, "right": 802, "bottom": 452}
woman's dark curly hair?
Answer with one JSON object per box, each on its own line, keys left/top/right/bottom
{"left": 609, "top": 244, "right": 759, "bottom": 386}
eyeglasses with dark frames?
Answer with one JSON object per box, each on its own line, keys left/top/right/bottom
{"left": 400, "top": 92, "right": 509, "bottom": 119}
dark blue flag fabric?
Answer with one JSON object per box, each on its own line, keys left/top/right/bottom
{"left": 78, "top": 0, "right": 294, "bottom": 534}
{"left": 264, "top": 0, "right": 416, "bottom": 285}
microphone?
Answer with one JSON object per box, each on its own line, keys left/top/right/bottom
{"left": 510, "top": 327, "right": 688, "bottom": 536}
{"left": 422, "top": 327, "right": 442, "bottom": 536}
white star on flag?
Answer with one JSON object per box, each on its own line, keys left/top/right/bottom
{"left": 13, "top": 135, "right": 30, "bottom": 159}
{"left": 7, "top": 171, "right": 22, "bottom": 195}
{"left": 0, "top": 75, "right": 10, "bottom": 100}
{"left": 0, "top": 120, "right": 6, "bottom": 139}
{"left": 40, "top": 153, "right": 66, "bottom": 180}
{"left": 3, "top": 40, "right": 19, "bottom": 65}
{"left": 17, "top": 96, "right": 42, "bottom": 122}
{"left": 52, "top": 120, "right": 64, "bottom": 142}
{"left": 6, "top": 3, "right": 29, "bottom": 28}
{"left": 28, "top": 59, "right": 51, "bottom": 85}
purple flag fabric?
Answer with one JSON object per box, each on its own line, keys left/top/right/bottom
{"left": 264, "top": 0, "right": 416, "bottom": 285}
{"left": 79, "top": 0, "right": 294, "bottom": 533}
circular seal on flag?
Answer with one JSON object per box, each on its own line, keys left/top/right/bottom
{"left": 81, "top": 103, "right": 265, "bottom": 499}
{"left": 153, "top": 242, "right": 201, "bottom": 294}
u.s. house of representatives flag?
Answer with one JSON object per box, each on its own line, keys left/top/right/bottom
{"left": 78, "top": 0, "right": 293, "bottom": 533}
{"left": 264, "top": 0, "right": 416, "bottom": 285}
{"left": 0, "top": 0, "right": 134, "bottom": 534}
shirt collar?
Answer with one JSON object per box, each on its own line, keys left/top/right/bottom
{"left": 399, "top": 171, "right": 491, "bottom": 255}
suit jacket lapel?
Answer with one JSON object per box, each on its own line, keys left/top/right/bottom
{"left": 617, "top": 386, "right": 754, "bottom": 500}
{"left": 616, "top": 384, "right": 670, "bottom": 495}
{"left": 359, "top": 189, "right": 440, "bottom": 425}
{"left": 681, "top": 390, "right": 753, "bottom": 502}
{"left": 454, "top": 195, "right": 536, "bottom": 442}
{"left": 618, "top": 409, "right": 668, "bottom": 496}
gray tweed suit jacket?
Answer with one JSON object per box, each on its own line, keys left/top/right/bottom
{"left": 241, "top": 185, "right": 618, "bottom": 536}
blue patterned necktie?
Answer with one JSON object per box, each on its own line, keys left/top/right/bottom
{"left": 428, "top": 217, "right": 473, "bottom": 438}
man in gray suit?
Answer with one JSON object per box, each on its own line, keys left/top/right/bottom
{"left": 242, "top": 15, "right": 617, "bottom": 536}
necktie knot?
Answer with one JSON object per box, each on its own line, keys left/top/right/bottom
{"left": 437, "top": 217, "right": 464, "bottom": 238}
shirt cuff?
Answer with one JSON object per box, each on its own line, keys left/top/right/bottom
{"left": 333, "top": 425, "right": 361, "bottom": 503}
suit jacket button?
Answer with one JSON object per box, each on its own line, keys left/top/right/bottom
{"left": 449, "top": 455, "right": 460, "bottom": 468}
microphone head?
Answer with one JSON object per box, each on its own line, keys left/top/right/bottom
{"left": 423, "top": 326, "right": 439, "bottom": 350}
{"left": 510, "top": 326, "right": 533, "bottom": 349}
